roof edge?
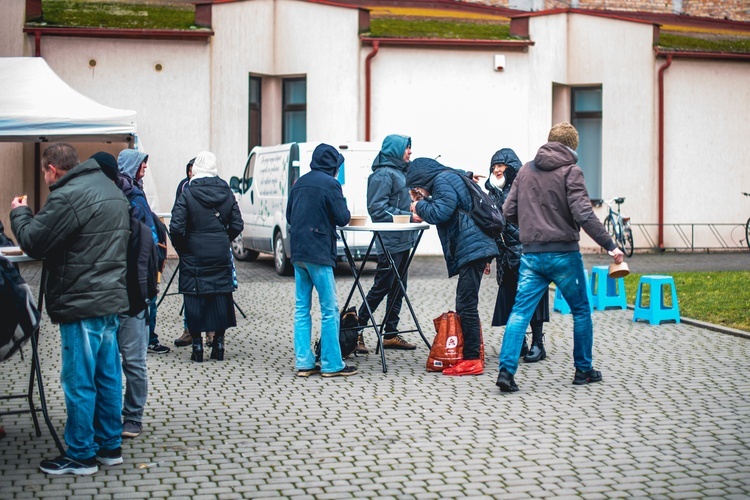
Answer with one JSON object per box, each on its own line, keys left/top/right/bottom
{"left": 655, "top": 48, "right": 750, "bottom": 61}
{"left": 361, "top": 36, "right": 533, "bottom": 49}
{"left": 22, "top": 26, "right": 214, "bottom": 41}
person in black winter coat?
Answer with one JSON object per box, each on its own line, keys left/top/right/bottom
{"left": 486, "top": 149, "right": 550, "bottom": 363}
{"left": 169, "top": 151, "right": 243, "bottom": 362}
{"left": 407, "top": 158, "right": 499, "bottom": 377}
{"left": 286, "top": 144, "right": 357, "bottom": 378}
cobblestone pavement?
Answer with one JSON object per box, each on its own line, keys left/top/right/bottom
{"left": 1, "top": 252, "right": 749, "bottom": 498}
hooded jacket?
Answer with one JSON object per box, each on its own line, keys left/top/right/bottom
{"left": 406, "top": 158, "right": 498, "bottom": 277}
{"left": 169, "top": 176, "right": 243, "bottom": 295}
{"left": 10, "top": 160, "right": 130, "bottom": 323}
{"left": 367, "top": 134, "right": 415, "bottom": 254}
{"left": 286, "top": 144, "right": 351, "bottom": 268}
{"left": 503, "top": 141, "right": 616, "bottom": 253}
{"left": 485, "top": 149, "right": 523, "bottom": 280}
{"left": 118, "top": 149, "right": 158, "bottom": 245}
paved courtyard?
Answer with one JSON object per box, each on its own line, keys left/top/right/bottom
{"left": 1, "top": 252, "right": 749, "bottom": 498}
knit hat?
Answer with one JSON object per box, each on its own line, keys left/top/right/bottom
{"left": 191, "top": 151, "right": 218, "bottom": 181}
{"left": 90, "top": 151, "right": 119, "bottom": 182}
{"left": 548, "top": 122, "right": 579, "bottom": 150}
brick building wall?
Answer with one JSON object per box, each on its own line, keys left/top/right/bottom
{"left": 476, "top": 0, "right": 750, "bottom": 22}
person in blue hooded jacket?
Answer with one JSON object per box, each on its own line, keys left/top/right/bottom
{"left": 356, "top": 134, "right": 421, "bottom": 354}
{"left": 286, "top": 144, "right": 358, "bottom": 378}
{"left": 486, "top": 148, "right": 549, "bottom": 363}
{"left": 117, "top": 150, "right": 171, "bottom": 356}
{"left": 407, "top": 158, "right": 499, "bottom": 376}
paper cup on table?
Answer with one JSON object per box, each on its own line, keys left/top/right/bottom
{"left": 392, "top": 214, "right": 411, "bottom": 224}
{"left": 608, "top": 261, "right": 630, "bottom": 279}
{"left": 348, "top": 215, "right": 367, "bottom": 226}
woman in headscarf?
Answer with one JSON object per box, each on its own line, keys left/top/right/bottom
{"left": 169, "top": 151, "right": 243, "bottom": 362}
{"left": 486, "top": 148, "right": 549, "bottom": 363}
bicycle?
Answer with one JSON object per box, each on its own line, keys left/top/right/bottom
{"left": 592, "top": 197, "right": 634, "bottom": 257}
{"left": 744, "top": 192, "right": 750, "bottom": 250}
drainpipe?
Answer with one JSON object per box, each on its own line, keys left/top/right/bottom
{"left": 34, "top": 29, "right": 41, "bottom": 56}
{"left": 364, "top": 41, "right": 379, "bottom": 142}
{"left": 657, "top": 54, "right": 672, "bottom": 250}
{"left": 33, "top": 29, "right": 42, "bottom": 212}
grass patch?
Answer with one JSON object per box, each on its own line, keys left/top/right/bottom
{"left": 38, "top": 0, "right": 196, "bottom": 30}
{"left": 658, "top": 32, "right": 750, "bottom": 54}
{"left": 623, "top": 271, "right": 750, "bottom": 331}
{"left": 369, "top": 18, "right": 512, "bottom": 40}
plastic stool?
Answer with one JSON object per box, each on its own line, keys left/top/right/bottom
{"left": 633, "top": 275, "right": 680, "bottom": 325}
{"left": 590, "top": 265, "right": 627, "bottom": 311}
{"left": 553, "top": 269, "right": 593, "bottom": 314}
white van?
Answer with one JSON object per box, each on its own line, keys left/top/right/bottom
{"left": 229, "top": 142, "right": 379, "bottom": 275}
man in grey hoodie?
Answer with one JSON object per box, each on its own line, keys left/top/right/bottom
{"left": 356, "top": 134, "right": 421, "bottom": 353}
{"left": 495, "top": 123, "right": 624, "bottom": 393}
{"left": 115, "top": 149, "right": 167, "bottom": 440}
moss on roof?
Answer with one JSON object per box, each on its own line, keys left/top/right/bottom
{"left": 35, "top": 0, "right": 196, "bottom": 30}
{"left": 658, "top": 32, "right": 750, "bottom": 54}
{"left": 367, "top": 17, "right": 513, "bottom": 40}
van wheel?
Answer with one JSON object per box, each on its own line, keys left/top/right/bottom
{"left": 274, "top": 232, "right": 293, "bottom": 276}
{"left": 232, "top": 233, "right": 258, "bottom": 262}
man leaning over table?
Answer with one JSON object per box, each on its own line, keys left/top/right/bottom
{"left": 10, "top": 143, "right": 130, "bottom": 475}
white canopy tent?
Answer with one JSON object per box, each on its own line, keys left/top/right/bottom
{"left": 0, "top": 57, "right": 137, "bottom": 142}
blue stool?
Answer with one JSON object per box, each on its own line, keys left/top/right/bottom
{"left": 590, "top": 265, "right": 627, "bottom": 311}
{"left": 553, "top": 269, "right": 593, "bottom": 314}
{"left": 633, "top": 275, "right": 680, "bottom": 325}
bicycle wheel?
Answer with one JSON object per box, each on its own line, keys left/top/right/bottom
{"left": 604, "top": 216, "right": 617, "bottom": 247}
{"left": 746, "top": 218, "right": 750, "bottom": 251}
{"left": 623, "top": 225, "right": 634, "bottom": 257}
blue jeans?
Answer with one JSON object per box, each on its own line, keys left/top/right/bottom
{"left": 59, "top": 315, "right": 123, "bottom": 459}
{"left": 118, "top": 311, "right": 148, "bottom": 423}
{"left": 498, "top": 252, "right": 593, "bottom": 375}
{"left": 293, "top": 262, "right": 344, "bottom": 374}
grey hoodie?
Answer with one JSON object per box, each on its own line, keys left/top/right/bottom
{"left": 118, "top": 149, "right": 149, "bottom": 188}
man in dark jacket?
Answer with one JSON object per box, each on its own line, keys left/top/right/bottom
{"left": 495, "top": 123, "right": 625, "bottom": 393}
{"left": 286, "top": 144, "right": 357, "bottom": 378}
{"left": 11, "top": 143, "right": 129, "bottom": 475}
{"left": 356, "top": 134, "right": 420, "bottom": 353}
{"left": 407, "top": 158, "right": 499, "bottom": 376}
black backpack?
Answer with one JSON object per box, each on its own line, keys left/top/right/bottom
{"left": 125, "top": 210, "right": 159, "bottom": 316}
{"left": 456, "top": 173, "right": 505, "bottom": 239}
{"left": 151, "top": 212, "right": 168, "bottom": 275}
{"left": 314, "top": 307, "right": 360, "bottom": 361}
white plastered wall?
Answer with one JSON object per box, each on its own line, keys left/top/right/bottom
{"left": 566, "top": 14, "right": 657, "bottom": 251}
{"left": 36, "top": 38, "right": 211, "bottom": 212}
{"left": 660, "top": 58, "right": 750, "bottom": 248}
{"left": 366, "top": 45, "right": 539, "bottom": 255}
{"left": 209, "top": 0, "right": 363, "bottom": 181}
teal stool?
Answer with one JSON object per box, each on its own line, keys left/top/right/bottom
{"left": 553, "top": 269, "right": 593, "bottom": 314}
{"left": 590, "top": 265, "right": 627, "bottom": 311}
{"left": 633, "top": 275, "right": 680, "bottom": 325}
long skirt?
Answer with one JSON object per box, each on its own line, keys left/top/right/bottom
{"left": 184, "top": 293, "right": 236, "bottom": 332}
{"left": 491, "top": 264, "right": 550, "bottom": 327}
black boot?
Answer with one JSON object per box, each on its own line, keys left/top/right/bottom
{"left": 523, "top": 324, "right": 546, "bottom": 363}
{"left": 519, "top": 335, "right": 529, "bottom": 358}
{"left": 210, "top": 334, "right": 224, "bottom": 361}
{"left": 191, "top": 337, "right": 203, "bottom": 362}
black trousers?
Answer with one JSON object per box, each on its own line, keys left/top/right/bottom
{"left": 358, "top": 249, "right": 410, "bottom": 338}
{"left": 456, "top": 259, "right": 486, "bottom": 360}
